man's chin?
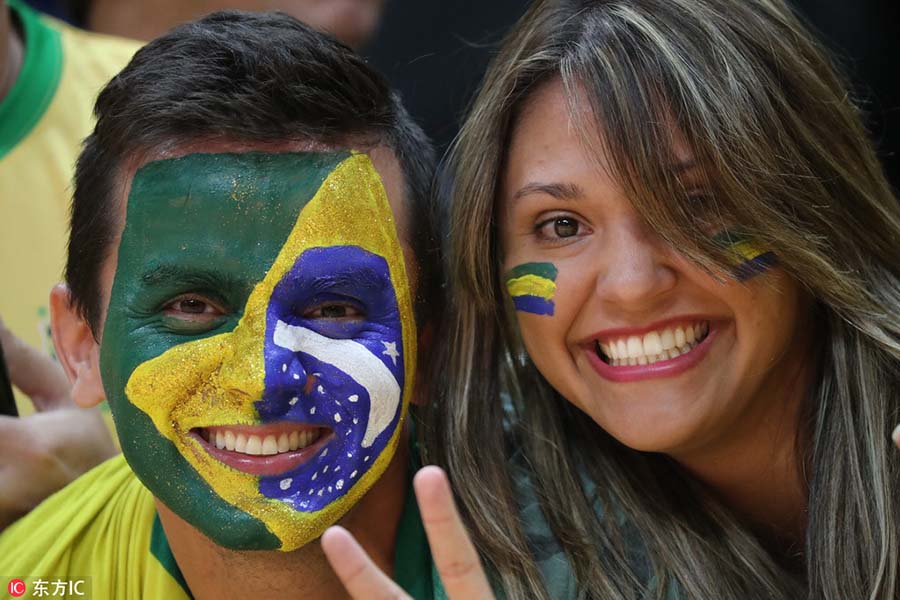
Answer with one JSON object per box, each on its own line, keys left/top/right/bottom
{"left": 160, "top": 447, "right": 393, "bottom": 551}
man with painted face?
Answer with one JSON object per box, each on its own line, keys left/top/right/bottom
{"left": 0, "top": 10, "right": 445, "bottom": 599}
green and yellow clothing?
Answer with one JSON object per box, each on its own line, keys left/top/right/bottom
{"left": 0, "top": 454, "right": 440, "bottom": 599}
{"left": 0, "top": 0, "right": 139, "bottom": 413}
{"left": 0, "top": 456, "right": 192, "bottom": 599}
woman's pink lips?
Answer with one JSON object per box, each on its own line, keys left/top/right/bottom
{"left": 189, "top": 428, "right": 333, "bottom": 477}
{"left": 585, "top": 326, "right": 717, "bottom": 383}
{"left": 585, "top": 314, "right": 713, "bottom": 340}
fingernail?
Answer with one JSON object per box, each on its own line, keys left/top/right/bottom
{"left": 892, "top": 424, "right": 900, "bottom": 446}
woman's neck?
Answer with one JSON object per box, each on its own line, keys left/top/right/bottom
{"left": 674, "top": 360, "right": 813, "bottom": 554}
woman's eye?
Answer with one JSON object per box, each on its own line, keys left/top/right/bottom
{"left": 688, "top": 192, "right": 715, "bottom": 210}
{"left": 306, "top": 304, "right": 363, "bottom": 320}
{"left": 553, "top": 217, "right": 579, "bottom": 237}
{"left": 536, "top": 215, "right": 585, "bottom": 241}
{"left": 687, "top": 192, "right": 723, "bottom": 228}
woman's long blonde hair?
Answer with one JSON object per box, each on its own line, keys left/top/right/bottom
{"left": 425, "top": 0, "right": 900, "bottom": 597}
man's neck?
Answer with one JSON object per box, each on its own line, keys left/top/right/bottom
{"left": 0, "top": 3, "right": 25, "bottom": 103}
{"left": 157, "top": 438, "right": 410, "bottom": 600}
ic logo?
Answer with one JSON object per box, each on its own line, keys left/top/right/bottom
{"left": 7, "top": 578, "right": 26, "bottom": 597}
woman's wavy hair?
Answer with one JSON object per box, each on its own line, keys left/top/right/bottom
{"left": 425, "top": 0, "right": 900, "bottom": 597}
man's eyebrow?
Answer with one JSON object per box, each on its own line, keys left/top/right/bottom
{"left": 512, "top": 182, "right": 584, "bottom": 202}
{"left": 306, "top": 267, "right": 386, "bottom": 294}
{"left": 140, "top": 264, "right": 244, "bottom": 291}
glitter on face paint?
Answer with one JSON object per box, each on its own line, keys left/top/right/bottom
{"left": 113, "top": 153, "right": 416, "bottom": 551}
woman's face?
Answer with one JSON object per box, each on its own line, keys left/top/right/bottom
{"left": 499, "top": 80, "right": 812, "bottom": 459}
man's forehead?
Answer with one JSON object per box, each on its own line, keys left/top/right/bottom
{"left": 117, "top": 141, "right": 411, "bottom": 246}
{"left": 122, "top": 152, "right": 346, "bottom": 274}
{"left": 129, "top": 151, "right": 347, "bottom": 220}
{"left": 114, "top": 147, "right": 415, "bottom": 288}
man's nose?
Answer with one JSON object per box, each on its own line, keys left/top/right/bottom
{"left": 215, "top": 314, "right": 268, "bottom": 402}
{"left": 593, "top": 219, "right": 676, "bottom": 308}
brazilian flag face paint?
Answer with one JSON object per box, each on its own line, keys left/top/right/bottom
{"left": 505, "top": 262, "right": 558, "bottom": 316}
{"left": 101, "top": 152, "right": 416, "bottom": 551}
{"left": 712, "top": 229, "right": 777, "bottom": 281}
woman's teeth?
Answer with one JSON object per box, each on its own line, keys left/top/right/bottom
{"left": 201, "top": 429, "right": 320, "bottom": 455}
{"left": 596, "top": 321, "right": 709, "bottom": 366}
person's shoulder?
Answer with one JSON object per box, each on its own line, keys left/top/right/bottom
{"left": 506, "top": 440, "right": 688, "bottom": 599}
{"left": 47, "top": 15, "right": 141, "bottom": 82}
{"left": 504, "top": 445, "right": 581, "bottom": 598}
{"left": 0, "top": 454, "right": 156, "bottom": 584}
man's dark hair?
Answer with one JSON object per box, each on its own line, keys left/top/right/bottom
{"left": 67, "top": 10, "right": 438, "bottom": 335}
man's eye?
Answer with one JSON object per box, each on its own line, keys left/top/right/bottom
{"left": 163, "top": 296, "right": 223, "bottom": 320}
{"left": 177, "top": 298, "right": 209, "bottom": 314}
{"left": 536, "top": 215, "right": 585, "bottom": 240}
{"left": 305, "top": 304, "right": 363, "bottom": 320}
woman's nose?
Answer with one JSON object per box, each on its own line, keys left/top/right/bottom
{"left": 593, "top": 219, "right": 676, "bottom": 308}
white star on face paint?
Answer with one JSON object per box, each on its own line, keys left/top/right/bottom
{"left": 273, "top": 321, "right": 402, "bottom": 448}
{"left": 381, "top": 341, "right": 399, "bottom": 365}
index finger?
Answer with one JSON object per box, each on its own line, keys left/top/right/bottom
{"left": 414, "top": 466, "right": 494, "bottom": 600}
{"left": 321, "top": 526, "right": 412, "bottom": 600}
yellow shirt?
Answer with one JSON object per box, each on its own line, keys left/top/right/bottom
{"left": 0, "top": 0, "right": 139, "bottom": 412}
{"left": 0, "top": 453, "right": 440, "bottom": 599}
{"left": 0, "top": 455, "right": 192, "bottom": 599}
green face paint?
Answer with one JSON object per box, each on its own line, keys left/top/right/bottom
{"left": 100, "top": 151, "right": 417, "bottom": 551}
{"left": 505, "top": 262, "right": 558, "bottom": 316}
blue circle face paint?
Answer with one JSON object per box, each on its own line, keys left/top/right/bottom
{"left": 258, "top": 246, "right": 405, "bottom": 510}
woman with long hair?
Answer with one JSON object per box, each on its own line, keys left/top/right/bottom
{"left": 430, "top": 0, "right": 900, "bottom": 597}
{"left": 323, "top": 0, "right": 900, "bottom": 598}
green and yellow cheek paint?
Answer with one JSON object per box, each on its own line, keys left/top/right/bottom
{"left": 712, "top": 229, "right": 777, "bottom": 281}
{"left": 505, "top": 262, "right": 558, "bottom": 316}
{"left": 101, "top": 151, "right": 415, "bottom": 551}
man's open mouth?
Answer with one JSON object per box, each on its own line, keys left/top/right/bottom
{"left": 190, "top": 423, "right": 333, "bottom": 476}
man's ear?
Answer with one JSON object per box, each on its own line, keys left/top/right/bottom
{"left": 50, "top": 284, "right": 106, "bottom": 408}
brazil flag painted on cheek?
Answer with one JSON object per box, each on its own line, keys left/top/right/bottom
{"left": 100, "top": 151, "right": 416, "bottom": 551}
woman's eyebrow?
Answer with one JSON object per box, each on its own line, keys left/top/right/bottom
{"left": 512, "top": 181, "right": 584, "bottom": 202}
{"left": 670, "top": 159, "right": 701, "bottom": 177}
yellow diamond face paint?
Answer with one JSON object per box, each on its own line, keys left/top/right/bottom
{"left": 102, "top": 152, "right": 415, "bottom": 550}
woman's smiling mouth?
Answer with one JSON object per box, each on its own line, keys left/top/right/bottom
{"left": 596, "top": 321, "right": 710, "bottom": 365}
{"left": 586, "top": 319, "right": 715, "bottom": 382}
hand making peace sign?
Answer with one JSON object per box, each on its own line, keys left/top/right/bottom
{"left": 322, "top": 466, "right": 496, "bottom": 600}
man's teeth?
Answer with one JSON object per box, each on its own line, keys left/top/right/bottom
{"left": 206, "top": 429, "right": 320, "bottom": 455}
{"left": 597, "top": 321, "right": 709, "bottom": 366}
